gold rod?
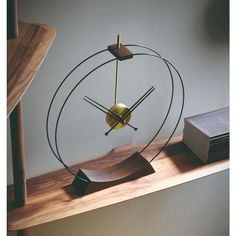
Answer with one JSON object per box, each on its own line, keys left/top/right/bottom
{"left": 114, "top": 34, "right": 120, "bottom": 105}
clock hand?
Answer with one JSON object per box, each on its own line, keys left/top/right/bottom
{"left": 105, "top": 86, "right": 155, "bottom": 136}
{"left": 84, "top": 96, "right": 124, "bottom": 123}
{"left": 83, "top": 97, "right": 137, "bottom": 131}
{"left": 83, "top": 97, "right": 123, "bottom": 123}
{"left": 127, "top": 86, "right": 155, "bottom": 114}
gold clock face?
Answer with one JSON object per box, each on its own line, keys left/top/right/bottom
{"left": 105, "top": 103, "right": 131, "bottom": 129}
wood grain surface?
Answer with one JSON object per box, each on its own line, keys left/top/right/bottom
{"left": 7, "top": 21, "right": 56, "bottom": 116}
{"left": 108, "top": 43, "right": 133, "bottom": 60}
{"left": 72, "top": 152, "right": 155, "bottom": 195}
{"left": 7, "top": 136, "right": 229, "bottom": 231}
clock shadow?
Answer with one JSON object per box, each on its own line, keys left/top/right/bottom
{"left": 161, "top": 140, "right": 203, "bottom": 173}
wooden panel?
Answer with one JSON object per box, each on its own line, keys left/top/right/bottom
{"left": 108, "top": 43, "right": 133, "bottom": 60}
{"left": 72, "top": 152, "right": 155, "bottom": 195}
{"left": 7, "top": 21, "right": 56, "bottom": 116}
{"left": 10, "top": 101, "right": 27, "bottom": 207}
{"left": 7, "top": 136, "right": 229, "bottom": 231}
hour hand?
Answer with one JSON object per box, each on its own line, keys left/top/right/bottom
{"left": 104, "top": 86, "right": 155, "bottom": 136}
{"left": 83, "top": 96, "right": 137, "bottom": 131}
{"left": 83, "top": 96, "right": 124, "bottom": 123}
{"left": 127, "top": 86, "right": 155, "bottom": 116}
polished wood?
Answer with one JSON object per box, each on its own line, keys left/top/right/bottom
{"left": 10, "top": 101, "right": 27, "bottom": 207}
{"left": 7, "top": 21, "right": 56, "bottom": 116}
{"left": 7, "top": 136, "right": 229, "bottom": 231}
{"left": 72, "top": 152, "right": 155, "bottom": 195}
{"left": 108, "top": 43, "right": 133, "bottom": 60}
{"left": 7, "top": 21, "right": 56, "bottom": 236}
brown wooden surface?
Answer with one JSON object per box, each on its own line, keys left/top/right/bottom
{"left": 10, "top": 101, "right": 27, "bottom": 207}
{"left": 7, "top": 136, "right": 229, "bottom": 231}
{"left": 72, "top": 152, "right": 155, "bottom": 195}
{"left": 108, "top": 43, "right": 133, "bottom": 60}
{"left": 7, "top": 21, "right": 56, "bottom": 116}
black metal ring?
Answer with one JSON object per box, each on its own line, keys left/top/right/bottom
{"left": 46, "top": 45, "right": 184, "bottom": 175}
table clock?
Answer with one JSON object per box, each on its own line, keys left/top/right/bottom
{"left": 46, "top": 35, "right": 185, "bottom": 195}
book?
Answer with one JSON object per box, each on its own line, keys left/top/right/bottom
{"left": 183, "top": 107, "right": 229, "bottom": 163}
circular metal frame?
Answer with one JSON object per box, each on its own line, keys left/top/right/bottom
{"left": 46, "top": 44, "right": 185, "bottom": 176}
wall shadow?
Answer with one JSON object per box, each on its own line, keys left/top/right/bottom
{"left": 204, "top": 0, "right": 229, "bottom": 44}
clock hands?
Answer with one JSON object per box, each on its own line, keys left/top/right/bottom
{"left": 127, "top": 86, "right": 155, "bottom": 114}
{"left": 83, "top": 36, "right": 155, "bottom": 137}
{"left": 83, "top": 96, "right": 124, "bottom": 123}
{"left": 83, "top": 96, "right": 138, "bottom": 131}
{"left": 105, "top": 86, "right": 155, "bottom": 136}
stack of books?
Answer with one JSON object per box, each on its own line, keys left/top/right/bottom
{"left": 183, "top": 107, "right": 229, "bottom": 163}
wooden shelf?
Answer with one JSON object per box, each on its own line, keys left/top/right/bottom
{"left": 7, "top": 21, "right": 56, "bottom": 116}
{"left": 7, "top": 136, "right": 229, "bottom": 231}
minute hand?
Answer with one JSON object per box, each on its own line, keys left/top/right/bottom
{"left": 84, "top": 96, "right": 124, "bottom": 123}
{"left": 83, "top": 96, "right": 137, "bottom": 131}
{"left": 125, "top": 86, "right": 155, "bottom": 117}
{"left": 105, "top": 86, "right": 155, "bottom": 136}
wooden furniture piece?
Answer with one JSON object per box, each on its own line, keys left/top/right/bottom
{"left": 7, "top": 21, "right": 56, "bottom": 236}
{"left": 7, "top": 21, "right": 56, "bottom": 116}
{"left": 7, "top": 136, "right": 229, "bottom": 231}
{"left": 72, "top": 152, "right": 155, "bottom": 195}
{"left": 108, "top": 43, "right": 133, "bottom": 60}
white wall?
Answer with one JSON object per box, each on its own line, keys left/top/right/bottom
{"left": 7, "top": 0, "right": 229, "bottom": 235}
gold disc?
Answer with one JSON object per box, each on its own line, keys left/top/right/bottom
{"left": 106, "top": 103, "right": 131, "bottom": 130}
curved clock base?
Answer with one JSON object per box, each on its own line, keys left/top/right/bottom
{"left": 72, "top": 152, "right": 155, "bottom": 195}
